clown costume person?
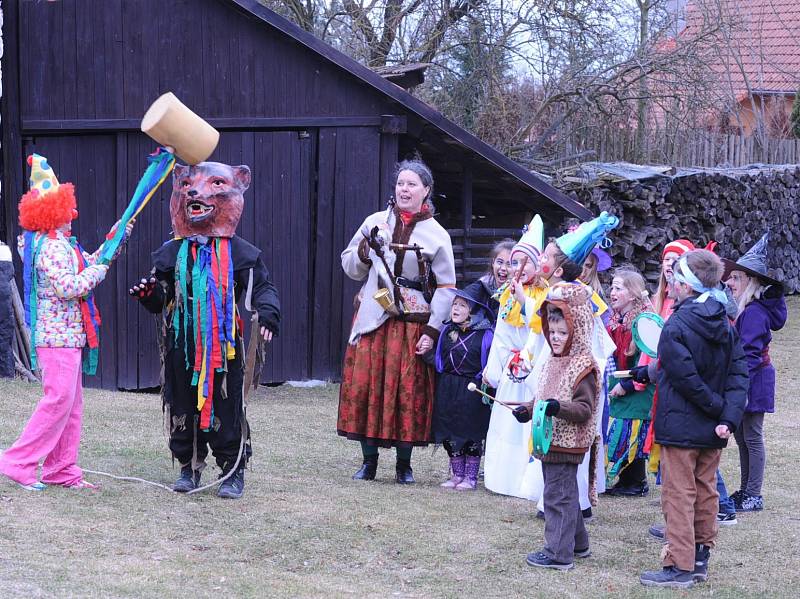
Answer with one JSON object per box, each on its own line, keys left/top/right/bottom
{"left": 130, "top": 161, "right": 280, "bottom": 500}
{"left": 0, "top": 154, "right": 133, "bottom": 491}
{"left": 482, "top": 215, "right": 548, "bottom": 499}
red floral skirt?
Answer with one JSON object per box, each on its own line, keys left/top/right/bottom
{"left": 337, "top": 319, "right": 435, "bottom": 447}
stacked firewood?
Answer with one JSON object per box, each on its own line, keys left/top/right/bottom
{"left": 560, "top": 165, "right": 800, "bottom": 293}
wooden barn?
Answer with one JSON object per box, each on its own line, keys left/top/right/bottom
{"left": 0, "top": 0, "right": 590, "bottom": 389}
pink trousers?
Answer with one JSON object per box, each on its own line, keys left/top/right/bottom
{"left": 0, "top": 347, "right": 85, "bottom": 486}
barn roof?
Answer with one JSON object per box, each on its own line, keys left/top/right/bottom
{"left": 227, "top": 0, "right": 591, "bottom": 221}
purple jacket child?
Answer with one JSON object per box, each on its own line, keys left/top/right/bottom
{"left": 735, "top": 287, "right": 787, "bottom": 413}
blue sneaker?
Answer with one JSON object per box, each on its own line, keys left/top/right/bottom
{"left": 20, "top": 482, "right": 46, "bottom": 491}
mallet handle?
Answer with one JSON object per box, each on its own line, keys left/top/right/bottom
{"left": 613, "top": 370, "right": 632, "bottom": 378}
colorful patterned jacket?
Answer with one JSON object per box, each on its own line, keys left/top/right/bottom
{"left": 18, "top": 232, "right": 108, "bottom": 349}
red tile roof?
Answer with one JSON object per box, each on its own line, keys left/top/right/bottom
{"left": 681, "top": 0, "right": 800, "bottom": 98}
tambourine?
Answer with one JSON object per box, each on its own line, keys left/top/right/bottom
{"left": 531, "top": 400, "right": 553, "bottom": 456}
{"left": 632, "top": 312, "right": 664, "bottom": 358}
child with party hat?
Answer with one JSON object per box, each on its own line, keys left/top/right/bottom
{"left": 519, "top": 212, "right": 620, "bottom": 516}
{"left": 482, "top": 215, "right": 549, "bottom": 499}
{"left": 0, "top": 154, "right": 132, "bottom": 491}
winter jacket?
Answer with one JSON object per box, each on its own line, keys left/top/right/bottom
{"left": 735, "top": 287, "right": 787, "bottom": 413}
{"left": 654, "top": 296, "right": 748, "bottom": 449}
{"left": 17, "top": 232, "right": 108, "bottom": 348}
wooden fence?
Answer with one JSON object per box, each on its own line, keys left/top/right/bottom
{"left": 566, "top": 129, "right": 800, "bottom": 168}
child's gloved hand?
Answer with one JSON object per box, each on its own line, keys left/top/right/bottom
{"left": 512, "top": 405, "right": 531, "bottom": 423}
{"left": 129, "top": 277, "right": 159, "bottom": 300}
{"left": 543, "top": 399, "right": 561, "bottom": 417}
{"left": 629, "top": 365, "right": 651, "bottom": 384}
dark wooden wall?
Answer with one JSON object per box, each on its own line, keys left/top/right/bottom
{"left": 3, "top": 0, "right": 400, "bottom": 388}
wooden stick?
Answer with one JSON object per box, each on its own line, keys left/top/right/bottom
{"left": 467, "top": 382, "right": 526, "bottom": 410}
{"left": 513, "top": 255, "right": 529, "bottom": 283}
{"left": 613, "top": 370, "right": 632, "bottom": 378}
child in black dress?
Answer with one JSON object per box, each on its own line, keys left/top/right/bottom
{"left": 431, "top": 289, "right": 494, "bottom": 490}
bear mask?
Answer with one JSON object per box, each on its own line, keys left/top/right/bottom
{"left": 170, "top": 162, "right": 250, "bottom": 239}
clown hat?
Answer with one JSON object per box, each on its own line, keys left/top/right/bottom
{"left": 663, "top": 239, "right": 695, "bottom": 258}
{"left": 556, "top": 211, "right": 619, "bottom": 265}
{"left": 18, "top": 154, "right": 77, "bottom": 232}
{"left": 722, "top": 231, "right": 781, "bottom": 288}
{"left": 512, "top": 214, "right": 544, "bottom": 264}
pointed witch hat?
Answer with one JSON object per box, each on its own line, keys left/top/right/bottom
{"left": 722, "top": 231, "right": 781, "bottom": 288}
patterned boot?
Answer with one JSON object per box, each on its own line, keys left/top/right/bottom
{"left": 441, "top": 455, "right": 466, "bottom": 488}
{"left": 455, "top": 455, "right": 481, "bottom": 490}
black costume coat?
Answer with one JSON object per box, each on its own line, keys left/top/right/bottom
{"left": 139, "top": 235, "right": 280, "bottom": 469}
{"left": 430, "top": 316, "right": 494, "bottom": 452}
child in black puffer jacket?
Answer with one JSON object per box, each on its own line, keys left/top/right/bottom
{"left": 636, "top": 250, "right": 748, "bottom": 589}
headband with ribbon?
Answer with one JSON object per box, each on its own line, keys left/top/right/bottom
{"left": 673, "top": 257, "right": 727, "bottom": 304}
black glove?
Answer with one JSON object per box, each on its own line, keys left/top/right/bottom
{"left": 629, "top": 365, "right": 651, "bottom": 385}
{"left": 512, "top": 405, "right": 531, "bottom": 423}
{"left": 366, "top": 226, "right": 384, "bottom": 251}
{"left": 129, "top": 277, "right": 159, "bottom": 301}
{"left": 543, "top": 399, "right": 560, "bottom": 417}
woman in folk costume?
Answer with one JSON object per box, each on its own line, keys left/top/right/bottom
{"left": 429, "top": 288, "right": 494, "bottom": 491}
{"left": 482, "top": 215, "right": 548, "bottom": 499}
{"left": 337, "top": 160, "right": 457, "bottom": 484}
{"left": 604, "top": 268, "right": 656, "bottom": 497}
{"left": 723, "top": 232, "right": 787, "bottom": 512}
{"left": 521, "top": 213, "right": 619, "bottom": 514}
{"left": 0, "top": 154, "right": 132, "bottom": 491}
{"left": 131, "top": 161, "right": 281, "bottom": 500}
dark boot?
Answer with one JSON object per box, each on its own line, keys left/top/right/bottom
{"left": 395, "top": 458, "right": 415, "bottom": 484}
{"left": 693, "top": 544, "right": 711, "bottom": 582}
{"left": 217, "top": 468, "right": 245, "bottom": 499}
{"left": 352, "top": 455, "right": 378, "bottom": 480}
{"left": 173, "top": 465, "right": 201, "bottom": 493}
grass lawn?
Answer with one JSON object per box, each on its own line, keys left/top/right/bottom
{"left": 1, "top": 298, "right": 799, "bottom": 598}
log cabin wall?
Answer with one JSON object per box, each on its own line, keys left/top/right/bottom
{"left": 565, "top": 166, "right": 800, "bottom": 293}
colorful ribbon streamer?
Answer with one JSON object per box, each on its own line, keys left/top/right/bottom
{"left": 173, "top": 238, "right": 237, "bottom": 431}
{"left": 97, "top": 147, "right": 175, "bottom": 265}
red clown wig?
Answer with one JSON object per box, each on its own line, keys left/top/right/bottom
{"left": 18, "top": 183, "right": 77, "bottom": 232}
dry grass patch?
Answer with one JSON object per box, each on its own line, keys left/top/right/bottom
{"left": 1, "top": 298, "right": 799, "bottom": 598}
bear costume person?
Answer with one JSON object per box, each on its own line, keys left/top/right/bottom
{"left": 131, "top": 161, "right": 280, "bottom": 499}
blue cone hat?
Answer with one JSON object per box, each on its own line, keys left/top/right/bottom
{"left": 556, "top": 211, "right": 620, "bottom": 265}
{"left": 722, "top": 231, "right": 781, "bottom": 288}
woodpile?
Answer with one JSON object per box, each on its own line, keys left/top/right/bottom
{"left": 11, "top": 281, "right": 39, "bottom": 382}
{"left": 559, "top": 164, "right": 800, "bottom": 293}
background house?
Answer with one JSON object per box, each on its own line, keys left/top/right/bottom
{"left": 678, "top": 0, "right": 800, "bottom": 136}
{"left": 0, "top": 0, "right": 588, "bottom": 389}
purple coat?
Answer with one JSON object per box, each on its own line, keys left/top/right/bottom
{"left": 735, "top": 293, "right": 787, "bottom": 413}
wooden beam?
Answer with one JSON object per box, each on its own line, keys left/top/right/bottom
{"left": 21, "top": 116, "right": 384, "bottom": 133}
{"left": 461, "top": 169, "right": 473, "bottom": 283}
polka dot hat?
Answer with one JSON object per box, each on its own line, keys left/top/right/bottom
{"left": 27, "top": 153, "right": 60, "bottom": 197}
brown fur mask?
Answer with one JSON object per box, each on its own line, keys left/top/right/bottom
{"left": 170, "top": 162, "right": 251, "bottom": 238}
